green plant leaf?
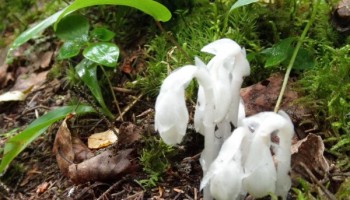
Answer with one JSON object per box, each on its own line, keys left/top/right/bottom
{"left": 91, "top": 27, "right": 115, "bottom": 41}
{"left": 83, "top": 42, "right": 119, "bottom": 67}
{"left": 57, "top": 40, "right": 82, "bottom": 59}
{"left": 7, "top": 9, "right": 64, "bottom": 59}
{"left": 0, "top": 105, "right": 95, "bottom": 174}
{"left": 293, "top": 48, "right": 315, "bottom": 70}
{"left": 261, "top": 37, "right": 295, "bottom": 68}
{"left": 75, "top": 59, "right": 114, "bottom": 118}
{"left": 230, "top": 0, "right": 259, "bottom": 11}
{"left": 54, "top": 0, "right": 172, "bottom": 30}
{"left": 55, "top": 14, "right": 89, "bottom": 42}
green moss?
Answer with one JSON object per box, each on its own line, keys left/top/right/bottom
{"left": 138, "top": 135, "right": 174, "bottom": 188}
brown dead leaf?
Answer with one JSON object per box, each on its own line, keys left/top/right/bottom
{"left": 11, "top": 70, "right": 48, "bottom": 91}
{"left": 118, "top": 122, "right": 142, "bottom": 145}
{"left": 291, "top": 133, "right": 330, "bottom": 179}
{"left": 68, "top": 149, "right": 134, "bottom": 184}
{"left": 72, "top": 137, "right": 94, "bottom": 163}
{"left": 52, "top": 118, "right": 74, "bottom": 177}
{"left": 87, "top": 128, "right": 118, "bottom": 149}
{"left": 36, "top": 182, "right": 50, "bottom": 194}
{"left": 241, "top": 73, "right": 307, "bottom": 124}
{"left": 0, "top": 64, "right": 13, "bottom": 89}
{"left": 120, "top": 49, "right": 144, "bottom": 75}
{"left": 240, "top": 73, "right": 316, "bottom": 138}
{"left": 39, "top": 51, "right": 53, "bottom": 69}
{"left": 53, "top": 116, "right": 95, "bottom": 175}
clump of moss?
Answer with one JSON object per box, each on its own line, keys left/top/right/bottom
{"left": 298, "top": 44, "right": 350, "bottom": 169}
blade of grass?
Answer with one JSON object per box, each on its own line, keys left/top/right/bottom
{"left": 0, "top": 105, "right": 95, "bottom": 174}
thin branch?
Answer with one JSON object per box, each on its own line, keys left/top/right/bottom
{"left": 116, "top": 93, "right": 144, "bottom": 121}
{"left": 100, "top": 66, "right": 123, "bottom": 121}
{"left": 274, "top": 0, "right": 320, "bottom": 112}
{"left": 299, "top": 162, "right": 336, "bottom": 200}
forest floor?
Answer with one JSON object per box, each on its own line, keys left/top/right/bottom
{"left": 1, "top": 0, "right": 350, "bottom": 200}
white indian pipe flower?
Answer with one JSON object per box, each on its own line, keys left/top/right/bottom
{"left": 274, "top": 110, "right": 294, "bottom": 199}
{"left": 154, "top": 65, "right": 198, "bottom": 145}
{"left": 194, "top": 39, "right": 250, "bottom": 136}
{"left": 241, "top": 111, "right": 294, "bottom": 199}
{"left": 200, "top": 127, "right": 249, "bottom": 200}
{"left": 193, "top": 57, "right": 207, "bottom": 135}
{"left": 242, "top": 116, "right": 277, "bottom": 198}
{"left": 202, "top": 39, "right": 242, "bottom": 123}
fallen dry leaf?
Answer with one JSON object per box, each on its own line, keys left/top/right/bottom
{"left": 11, "top": 70, "right": 48, "bottom": 91}
{"left": 36, "top": 182, "right": 50, "bottom": 194}
{"left": 52, "top": 117, "right": 75, "bottom": 177}
{"left": 87, "top": 128, "right": 118, "bottom": 149}
{"left": 0, "top": 64, "right": 13, "bottom": 89}
{"left": 0, "top": 85, "right": 33, "bottom": 102}
{"left": 241, "top": 73, "right": 307, "bottom": 123}
{"left": 39, "top": 51, "right": 53, "bottom": 69}
{"left": 53, "top": 117, "right": 136, "bottom": 184}
{"left": 291, "top": 133, "right": 330, "bottom": 179}
{"left": 68, "top": 149, "right": 134, "bottom": 184}
{"left": 72, "top": 137, "right": 94, "bottom": 163}
{"left": 240, "top": 73, "right": 314, "bottom": 139}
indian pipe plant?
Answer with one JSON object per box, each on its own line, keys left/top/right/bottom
{"left": 154, "top": 38, "right": 294, "bottom": 200}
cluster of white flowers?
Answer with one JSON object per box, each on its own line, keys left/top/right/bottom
{"left": 155, "top": 39, "right": 294, "bottom": 200}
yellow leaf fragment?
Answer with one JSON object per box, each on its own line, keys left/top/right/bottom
{"left": 88, "top": 128, "right": 118, "bottom": 149}
{"left": 0, "top": 85, "right": 34, "bottom": 102}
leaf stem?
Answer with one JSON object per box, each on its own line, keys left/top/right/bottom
{"left": 100, "top": 66, "right": 123, "bottom": 121}
{"left": 274, "top": 0, "right": 320, "bottom": 112}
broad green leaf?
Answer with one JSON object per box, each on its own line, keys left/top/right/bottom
{"left": 7, "top": 9, "right": 64, "bottom": 58}
{"left": 0, "top": 105, "right": 95, "bottom": 173}
{"left": 55, "top": 14, "right": 89, "bottom": 41}
{"left": 83, "top": 42, "right": 119, "bottom": 67}
{"left": 91, "top": 27, "right": 115, "bottom": 42}
{"left": 293, "top": 48, "right": 315, "bottom": 70}
{"left": 230, "top": 0, "right": 259, "bottom": 11}
{"left": 57, "top": 40, "right": 81, "bottom": 59}
{"left": 261, "top": 37, "right": 295, "bottom": 68}
{"left": 75, "top": 59, "right": 114, "bottom": 118}
{"left": 54, "top": 0, "right": 172, "bottom": 29}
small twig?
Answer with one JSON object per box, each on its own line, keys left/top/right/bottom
{"left": 274, "top": 0, "right": 320, "bottom": 112}
{"left": 96, "top": 177, "right": 128, "bottom": 200}
{"left": 124, "top": 191, "right": 144, "bottom": 200}
{"left": 117, "top": 93, "right": 144, "bottom": 121}
{"left": 155, "top": 21, "right": 192, "bottom": 64}
{"left": 194, "top": 187, "right": 198, "bottom": 200}
{"left": 100, "top": 66, "right": 123, "bottom": 121}
{"left": 299, "top": 162, "right": 336, "bottom": 200}
{"left": 113, "top": 87, "right": 136, "bottom": 94}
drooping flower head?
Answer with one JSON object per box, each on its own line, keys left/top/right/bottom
{"left": 154, "top": 65, "right": 198, "bottom": 145}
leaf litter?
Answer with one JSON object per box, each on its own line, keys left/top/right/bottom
{"left": 53, "top": 115, "right": 136, "bottom": 184}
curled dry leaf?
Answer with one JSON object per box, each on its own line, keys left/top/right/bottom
{"left": 291, "top": 133, "right": 330, "bottom": 179}
{"left": 54, "top": 117, "right": 135, "bottom": 184}
{"left": 53, "top": 118, "right": 75, "bottom": 177}
{"left": 87, "top": 128, "right": 118, "bottom": 149}
{"left": 72, "top": 137, "right": 94, "bottom": 163}
{"left": 53, "top": 116, "right": 94, "bottom": 176}
{"left": 68, "top": 149, "right": 133, "bottom": 184}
